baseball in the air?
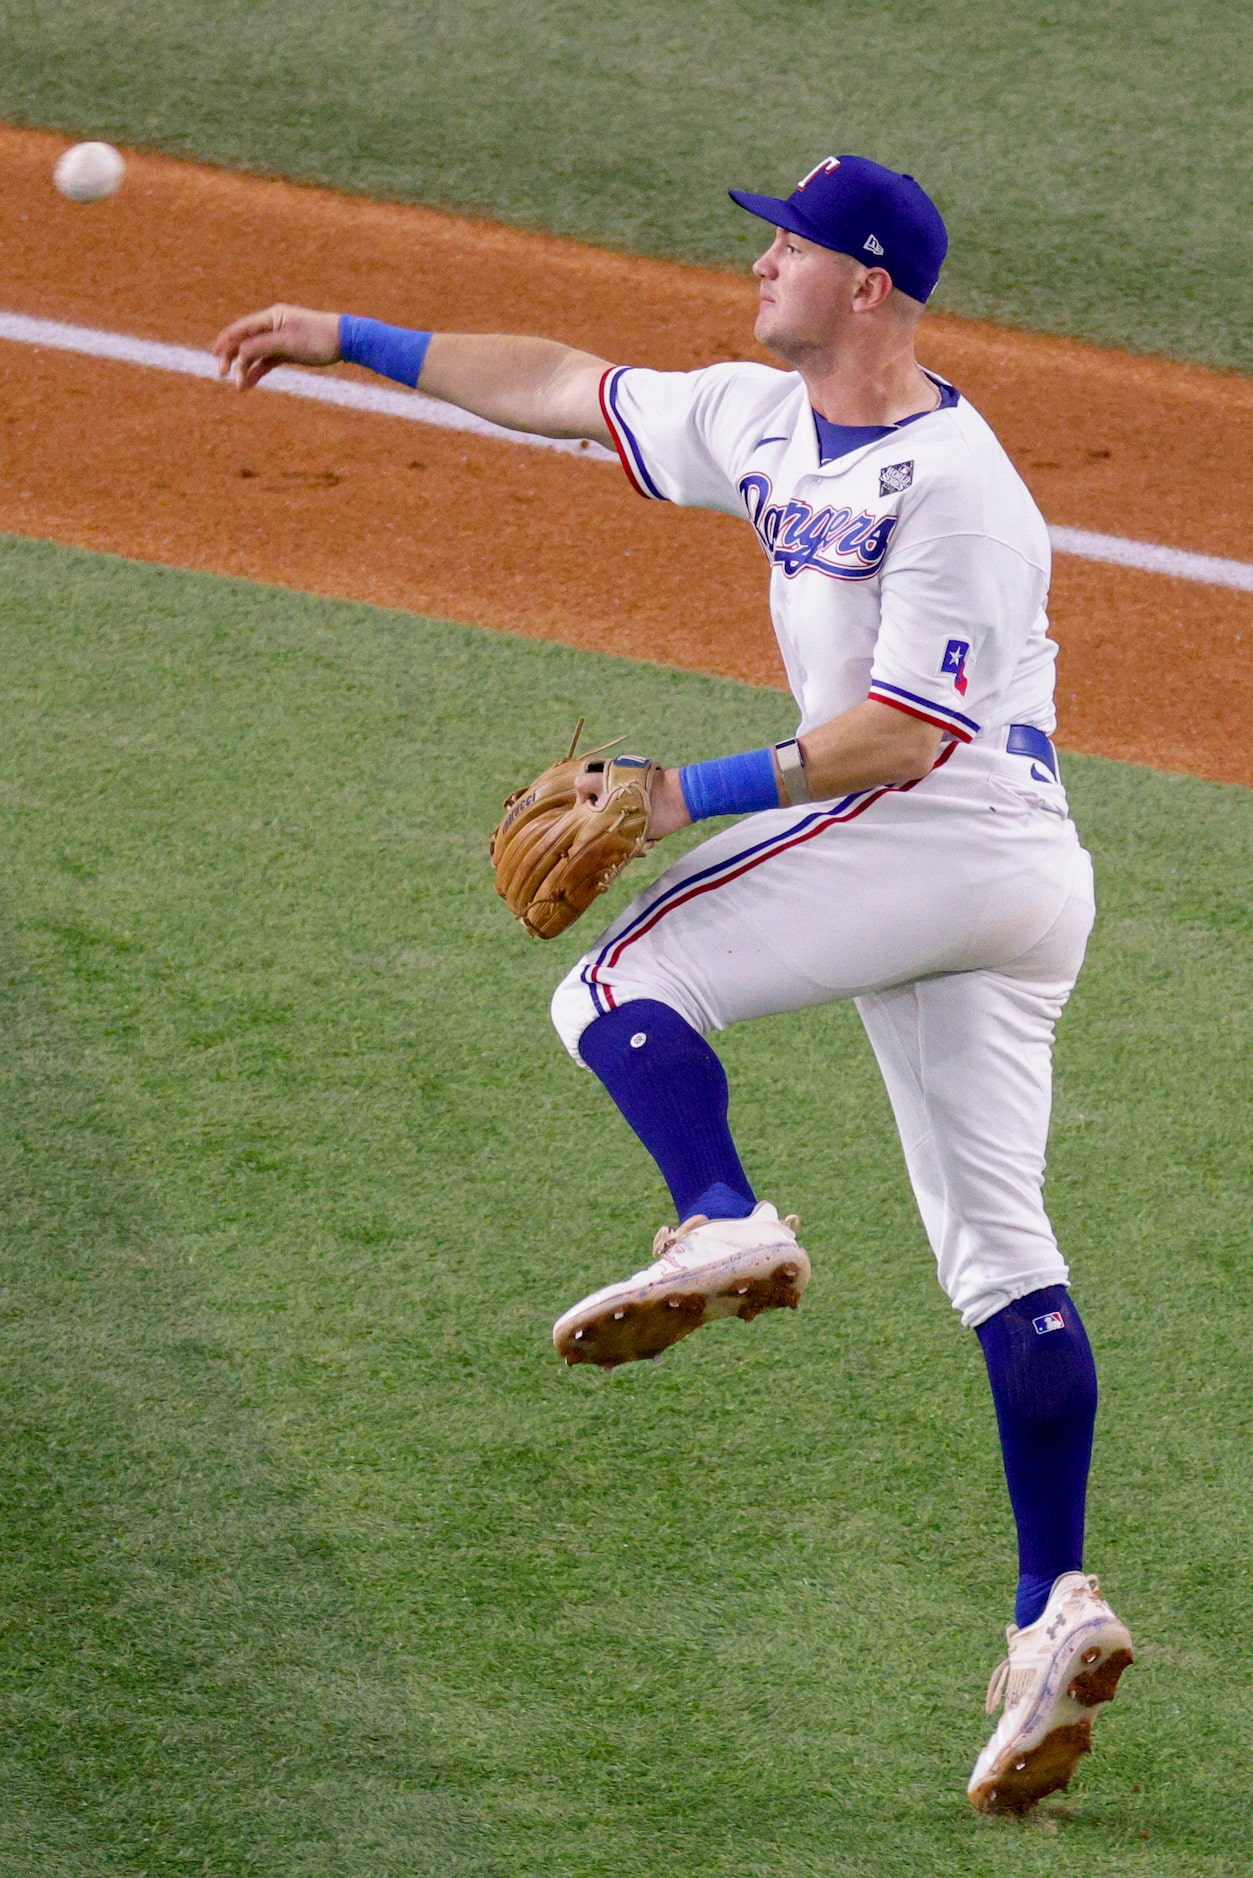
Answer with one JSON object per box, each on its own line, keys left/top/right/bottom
{"left": 53, "top": 142, "right": 126, "bottom": 204}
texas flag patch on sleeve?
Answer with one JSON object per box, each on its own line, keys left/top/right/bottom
{"left": 941, "top": 638, "right": 970, "bottom": 695}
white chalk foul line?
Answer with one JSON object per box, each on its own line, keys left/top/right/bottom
{"left": 0, "top": 309, "right": 615, "bottom": 462}
{"left": 1047, "top": 525, "right": 1253, "bottom": 592}
{"left": 2, "top": 309, "right": 1251, "bottom": 592}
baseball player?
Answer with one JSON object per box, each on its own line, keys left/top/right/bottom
{"left": 213, "top": 153, "right": 1133, "bottom": 1813}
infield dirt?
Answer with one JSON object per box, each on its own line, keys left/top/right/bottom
{"left": 1, "top": 125, "right": 1249, "bottom": 783}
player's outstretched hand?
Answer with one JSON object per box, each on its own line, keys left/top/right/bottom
{"left": 212, "top": 304, "right": 342, "bottom": 390}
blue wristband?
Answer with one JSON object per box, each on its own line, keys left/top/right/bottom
{"left": 679, "top": 747, "right": 779, "bottom": 821}
{"left": 338, "top": 315, "right": 432, "bottom": 388}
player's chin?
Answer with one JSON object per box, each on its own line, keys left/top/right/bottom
{"left": 753, "top": 307, "right": 790, "bottom": 355}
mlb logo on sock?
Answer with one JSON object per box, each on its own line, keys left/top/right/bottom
{"left": 1033, "top": 1311, "right": 1065, "bottom": 1335}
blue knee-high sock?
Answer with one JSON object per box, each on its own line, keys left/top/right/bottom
{"left": 578, "top": 1000, "right": 756, "bottom": 1223}
{"left": 976, "top": 1285, "right": 1098, "bottom": 1629}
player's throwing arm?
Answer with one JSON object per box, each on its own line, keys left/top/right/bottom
{"left": 213, "top": 308, "right": 615, "bottom": 443}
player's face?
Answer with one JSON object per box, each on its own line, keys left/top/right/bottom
{"left": 752, "top": 230, "right": 862, "bottom": 360}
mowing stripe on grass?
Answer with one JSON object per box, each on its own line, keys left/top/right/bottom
{"left": 3, "top": 308, "right": 1251, "bottom": 593}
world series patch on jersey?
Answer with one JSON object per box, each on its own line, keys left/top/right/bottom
{"left": 599, "top": 360, "right": 1059, "bottom": 746}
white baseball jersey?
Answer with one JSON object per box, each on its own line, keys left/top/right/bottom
{"left": 599, "top": 361, "right": 1057, "bottom": 744}
{"left": 554, "top": 357, "right": 1093, "bottom": 1329}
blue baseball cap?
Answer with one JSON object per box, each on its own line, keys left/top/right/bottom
{"left": 729, "top": 155, "right": 947, "bottom": 304}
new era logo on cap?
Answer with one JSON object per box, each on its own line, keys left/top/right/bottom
{"left": 1033, "top": 1311, "right": 1065, "bottom": 1335}
{"left": 863, "top": 233, "right": 885, "bottom": 255}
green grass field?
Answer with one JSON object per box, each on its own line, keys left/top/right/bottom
{"left": 3, "top": 0, "right": 1251, "bottom": 369}
{"left": 1, "top": 535, "right": 1250, "bottom": 1875}
{"left": 1, "top": 3, "right": 1250, "bottom": 1862}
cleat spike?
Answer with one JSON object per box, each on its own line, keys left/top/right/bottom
{"left": 613, "top": 1309, "right": 626, "bottom": 1320}
{"left": 573, "top": 1328, "right": 584, "bottom": 1340}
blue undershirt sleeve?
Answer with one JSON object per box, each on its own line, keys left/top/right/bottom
{"left": 338, "top": 316, "right": 432, "bottom": 388}
{"left": 679, "top": 747, "right": 779, "bottom": 821}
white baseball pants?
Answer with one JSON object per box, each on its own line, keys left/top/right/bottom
{"left": 551, "top": 743, "right": 1095, "bottom": 1328}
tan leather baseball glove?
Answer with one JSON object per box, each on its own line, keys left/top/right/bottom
{"left": 490, "top": 721, "right": 660, "bottom": 939}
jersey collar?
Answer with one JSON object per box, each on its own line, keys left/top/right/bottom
{"left": 811, "top": 372, "right": 959, "bottom": 466}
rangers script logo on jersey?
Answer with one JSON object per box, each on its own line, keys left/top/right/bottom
{"left": 738, "top": 473, "right": 898, "bottom": 580}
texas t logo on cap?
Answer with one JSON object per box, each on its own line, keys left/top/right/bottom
{"left": 796, "top": 157, "right": 840, "bottom": 191}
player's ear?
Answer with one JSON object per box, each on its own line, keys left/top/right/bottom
{"left": 852, "top": 266, "right": 894, "bottom": 312}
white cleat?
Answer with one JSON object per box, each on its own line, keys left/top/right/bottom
{"left": 967, "top": 1571, "right": 1134, "bottom": 1816}
{"left": 552, "top": 1202, "right": 810, "bottom": 1370}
